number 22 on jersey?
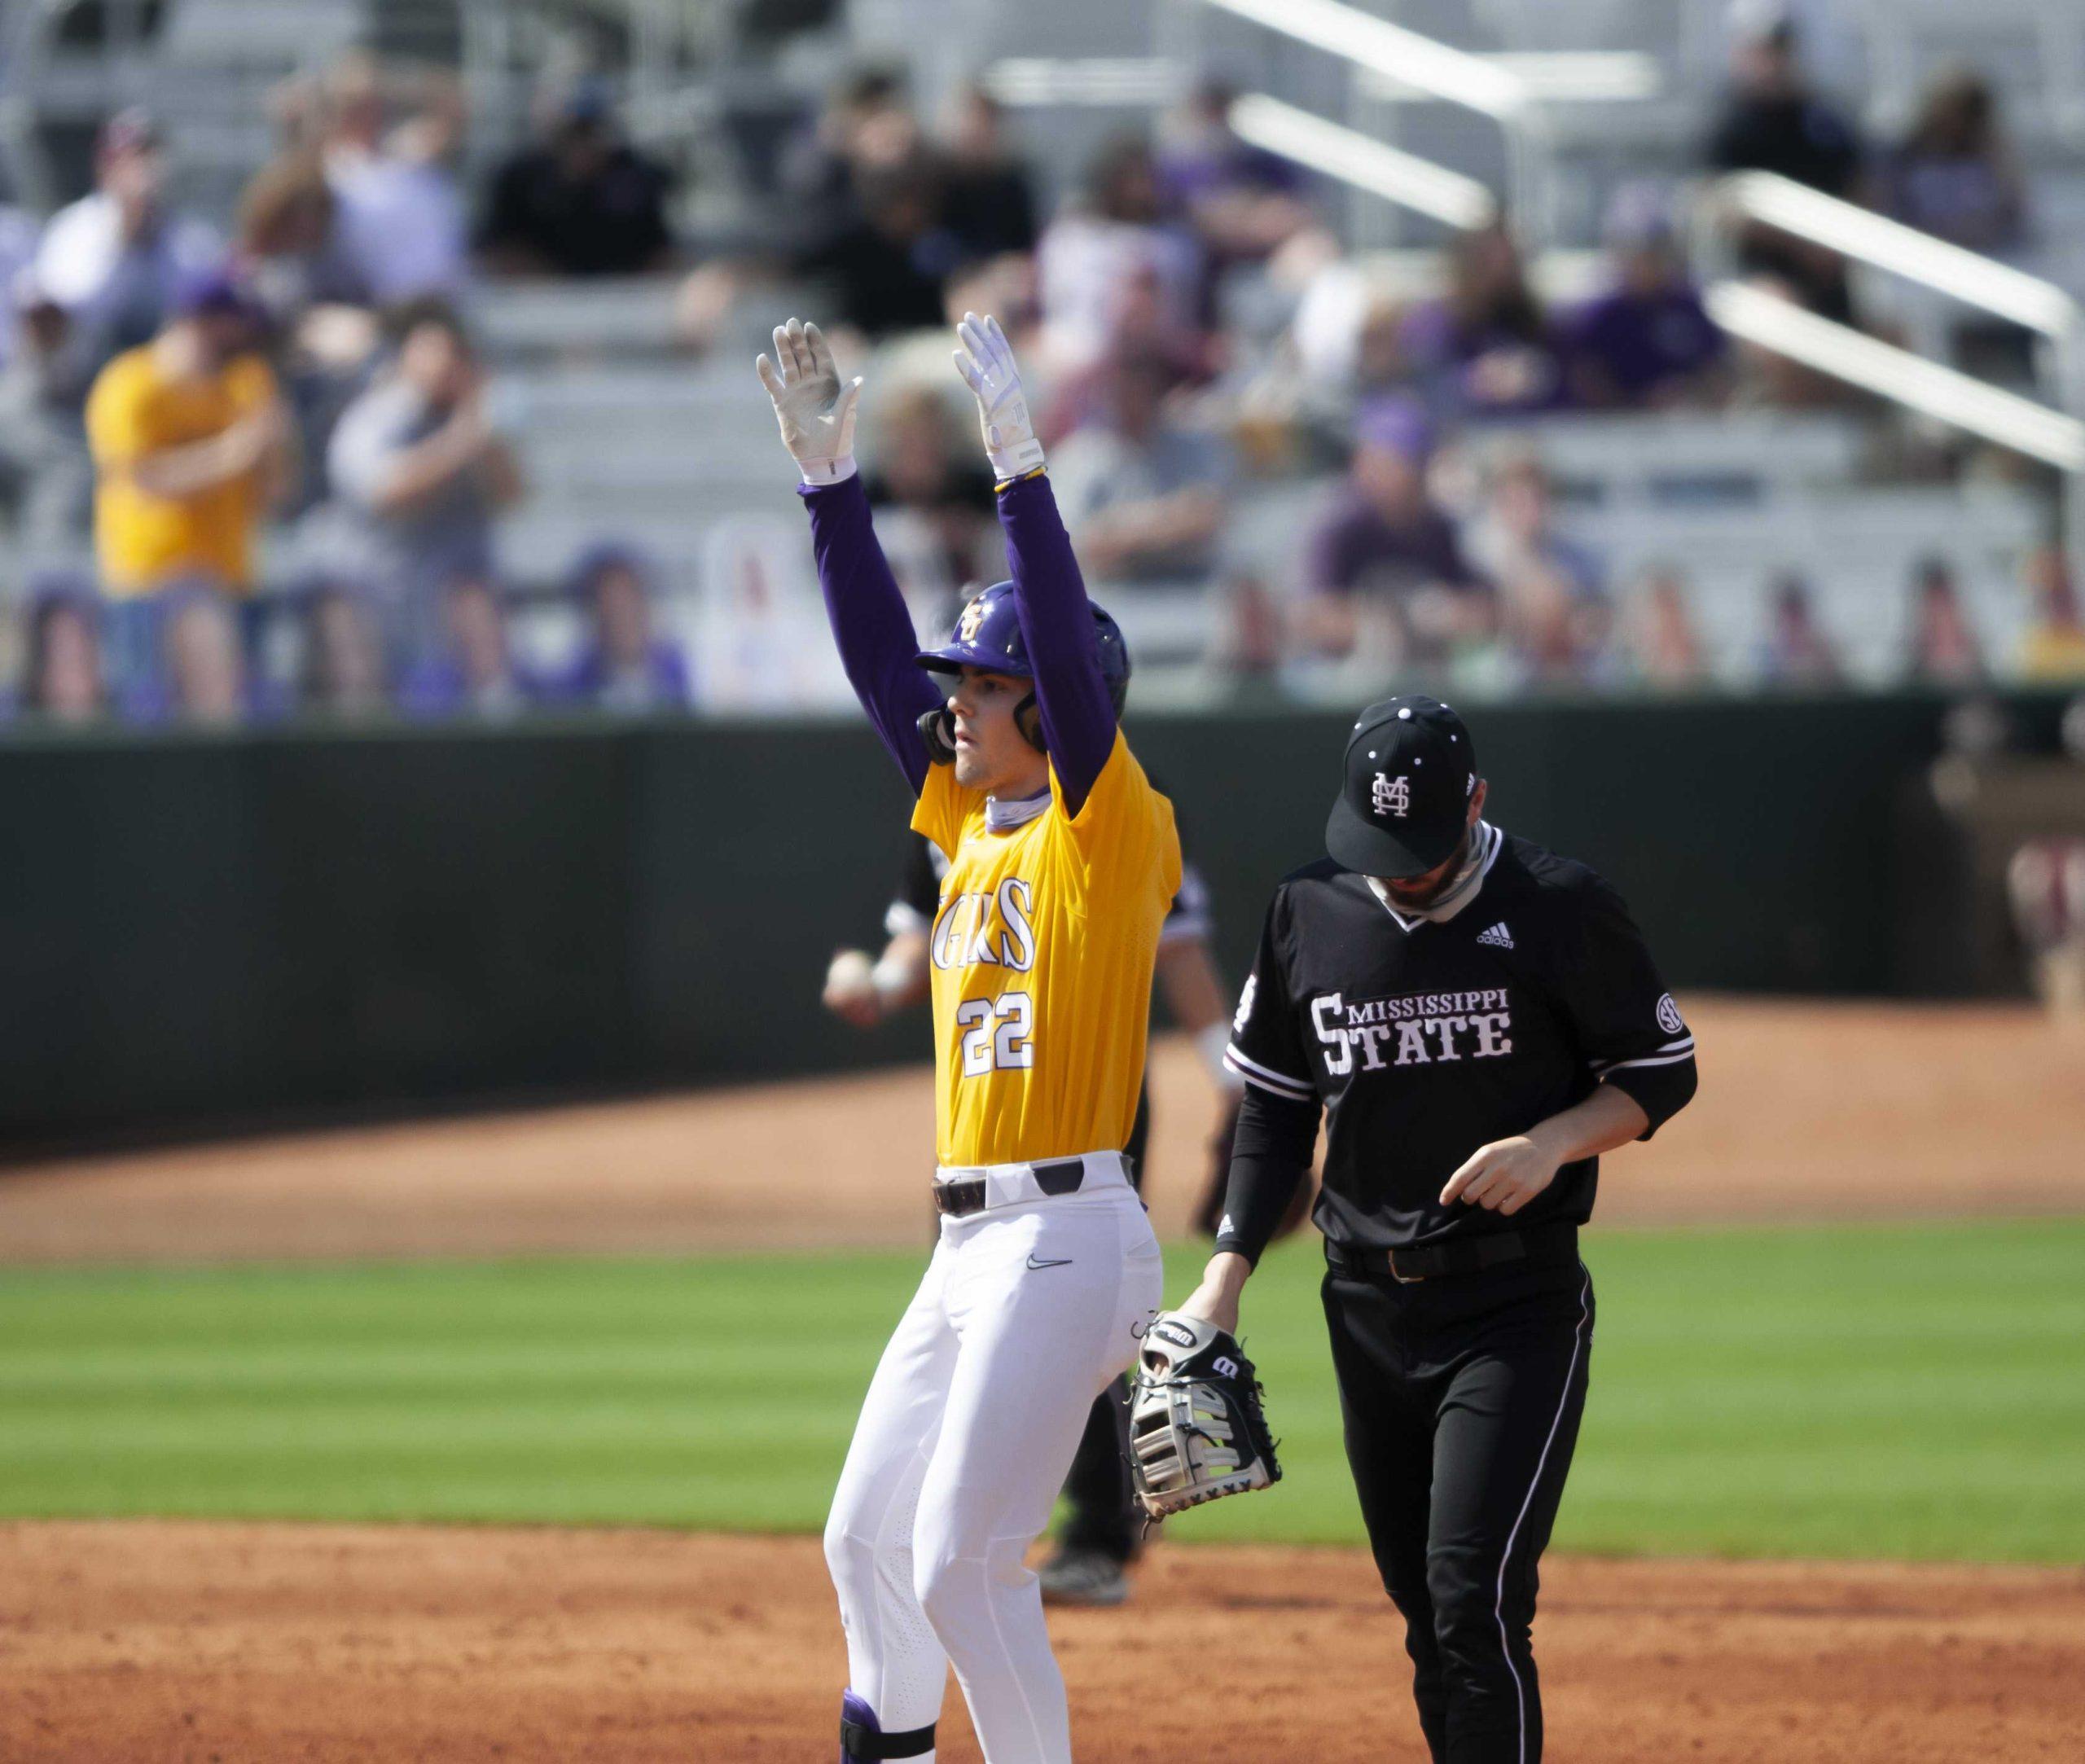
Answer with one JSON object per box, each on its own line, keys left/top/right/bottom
{"left": 933, "top": 879, "right": 1039, "bottom": 1078}
{"left": 955, "top": 994, "right": 1034, "bottom": 1074}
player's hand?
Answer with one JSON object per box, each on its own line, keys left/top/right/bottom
{"left": 952, "top": 312, "right": 1045, "bottom": 481}
{"left": 1439, "top": 1134, "right": 1561, "bottom": 1216}
{"left": 1177, "top": 1250, "right": 1252, "bottom": 1338}
{"left": 756, "top": 317, "right": 862, "bottom": 485}
{"left": 822, "top": 949, "right": 884, "bottom": 1029}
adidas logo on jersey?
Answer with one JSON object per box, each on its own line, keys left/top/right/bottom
{"left": 1475, "top": 922, "right": 1514, "bottom": 949}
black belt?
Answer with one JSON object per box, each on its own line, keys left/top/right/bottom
{"left": 932, "top": 1156, "right": 1099, "bottom": 1218}
{"left": 1325, "top": 1222, "right": 1578, "bottom": 1284}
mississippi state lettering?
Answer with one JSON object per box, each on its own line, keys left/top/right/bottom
{"left": 1310, "top": 987, "right": 1513, "bottom": 1074}
{"left": 931, "top": 878, "right": 1039, "bottom": 972}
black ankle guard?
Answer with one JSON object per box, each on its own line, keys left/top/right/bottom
{"left": 841, "top": 1714, "right": 936, "bottom": 1758}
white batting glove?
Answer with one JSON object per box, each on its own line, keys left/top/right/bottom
{"left": 756, "top": 317, "right": 863, "bottom": 485}
{"left": 953, "top": 311, "right": 1045, "bottom": 482}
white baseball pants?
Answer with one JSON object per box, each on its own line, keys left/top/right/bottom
{"left": 823, "top": 1164, "right": 1163, "bottom": 1764}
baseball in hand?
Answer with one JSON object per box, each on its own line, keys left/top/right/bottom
{"left": 823, "top": 949, "right": 883, "bottom": 1027}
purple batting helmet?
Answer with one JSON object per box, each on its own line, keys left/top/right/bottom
{"left": 913, "top": 579, "right": 1131, "bottom": 758}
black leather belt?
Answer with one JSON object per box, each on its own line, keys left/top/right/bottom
{"left": 932, "top": 1156, "right": 1096, "bottom": 1217}
{"left": 1325, "top": 1222, "right": 1578, "bottom": 1284}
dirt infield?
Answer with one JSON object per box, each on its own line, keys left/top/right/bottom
{"left": 4, "top": 1522, "right": 2083, "bottom": 1763}
{"left": 2, "top": 997, "right": 2081, "bottom": 1263}
{"left": 6, "top": 998, "right": 2083, "bottom": 1761}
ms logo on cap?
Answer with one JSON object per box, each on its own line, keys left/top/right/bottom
{"left": 1372, "top": 772, "right": 1411, "bottom": 819}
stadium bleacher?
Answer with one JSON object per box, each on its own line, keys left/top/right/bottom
{"left": 1, "top": 0, "right": 2081, "bottom": 718}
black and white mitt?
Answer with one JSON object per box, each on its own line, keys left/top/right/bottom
{"left": 1128, "top": 1312, "right": 1281, "bottom": 1519}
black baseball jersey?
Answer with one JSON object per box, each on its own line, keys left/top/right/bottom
{"left": 1220, "top": 823, "right": 1696, "bottom": 1254}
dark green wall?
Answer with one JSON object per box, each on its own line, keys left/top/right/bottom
{"left": 0, "top": 692, "right": 2064, "bottom": 1151}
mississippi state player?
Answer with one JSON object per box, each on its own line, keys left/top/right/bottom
{"left": 760, "top": 313, "right": 1179, "bottom": 1764}
{"left": 1179, "top": 696, "right": 1698, "bottom": 1763}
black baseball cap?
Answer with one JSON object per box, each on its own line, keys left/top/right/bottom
{"left": 1325, "top": 695, "right": 1479, "bottom": 879}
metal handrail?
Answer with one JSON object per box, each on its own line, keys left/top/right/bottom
{"left": 1196, "top": 0, "right": 1529, "bottom": 117}
{"left": 1712, "top": 171, "right": 2081, "bottom": 341}
{"left": 1705, "top": 282, "right": 2085, "bottom": 474}
{"left": 1183, "top": 0, "right": 1553, "bottom": 242}
{"left": 1705, "top": 169, "right": 2085, "bottom": 542}
{"left": 1226, "top": 94, "right": 1497, "bottom": 233}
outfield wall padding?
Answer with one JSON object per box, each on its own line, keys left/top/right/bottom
{"left": 0, "top": 691, "right": 2070, "bottom": 1148}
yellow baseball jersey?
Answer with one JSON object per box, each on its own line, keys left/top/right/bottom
{"left": 912, "top": 729, "right": 1181, "bottom": 1169}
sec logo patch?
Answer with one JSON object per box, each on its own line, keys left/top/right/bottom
{"left": 1656, "top": 993, "right": 1685, "bottom": 1036}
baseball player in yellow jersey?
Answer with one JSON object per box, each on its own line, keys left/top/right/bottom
{"left": 758, "top": 312, "right": 1179, "bottom": 1764}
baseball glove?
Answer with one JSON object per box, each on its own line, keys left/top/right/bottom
{"left": 1128, "top": 1312, "right": 1281, "bottom": 1519}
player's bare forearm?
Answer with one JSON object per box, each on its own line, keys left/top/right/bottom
{"left": 1439, "top": 1084, "right": 1650, "bottom": 1215}
{"left": 1531, "top": 1083, "right": 1652, "bottom": 1164}
{"left": 1179, "top": 1249, "right": 1252, "bottom": 1336}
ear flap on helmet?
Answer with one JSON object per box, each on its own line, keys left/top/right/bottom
{"left": 1015, "top": 691, "right": 1047, "bottom": 753}
{"left": 917, "top": 704, "right": 958, "bottom": 766}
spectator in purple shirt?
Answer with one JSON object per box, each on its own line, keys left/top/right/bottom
{"left": 1154, "top": 80, "right": 1315, "bottom": 270}
{"left": 1565, "top": 184, "right": 1729, "bottom": 410}
{"left": 1880, "top": 68, "right": 2028, "bottom": 256}
{"left": 1399, "top": 222, "right": 1566, "bottom": 420}
{"left": 562, "top": 542, "right": 692, "bottom": 713}
{"left": 1297, "top": 396, "right": 1490, "bottom": 664}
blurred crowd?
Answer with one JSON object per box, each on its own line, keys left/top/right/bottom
{"left": 755, "top": 9, "right": 2085, "bottom": 706}
{"left": 0, "top": 54, "right": 697, "bottom": 725}
{"left": 2, "top": 5, "right": 2083, "bottom": 730}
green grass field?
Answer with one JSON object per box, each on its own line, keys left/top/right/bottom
{"left": 2, "top": 1221, "right": 2080, "bottom": 1563}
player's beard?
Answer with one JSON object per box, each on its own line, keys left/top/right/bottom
{"left": 1380, "top": 826, "right": 1473, "bottom": 910}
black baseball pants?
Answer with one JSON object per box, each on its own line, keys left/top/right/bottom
{"left": 1052, "top": 1082, "right": 1152, "bottom": 1563}
{"left": 1322, "top": 1253, "right": 1594, "bottom": 1764}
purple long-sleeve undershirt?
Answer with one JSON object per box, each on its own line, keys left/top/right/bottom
{"left": 801, "top": 476, "right": 940, "bottom": 794}
{"left": 997, "top": 472, "right": 1116, "bottom": 816}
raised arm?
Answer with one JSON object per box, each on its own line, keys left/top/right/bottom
{"left": 952, "top": 314, "right": 1117, "bottom": 814}
{"left": 758, "top": 318, "right": 939, "bottom": 792}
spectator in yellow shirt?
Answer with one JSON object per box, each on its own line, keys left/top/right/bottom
{"left": 85, "top": 270, "right": 289, "bottom": 677}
